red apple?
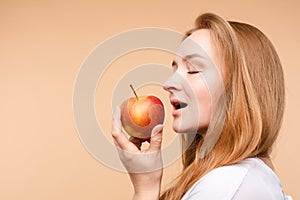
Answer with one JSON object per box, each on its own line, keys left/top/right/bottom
{"left": 120, "top": 85, "right": 165, "bottom": 139}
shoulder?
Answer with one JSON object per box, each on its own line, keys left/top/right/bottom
{"left": 181, "top": 158, "right": 253, "bottom": 200}
{"left": 181, "top": 158, "right": 286, "bottom": 200}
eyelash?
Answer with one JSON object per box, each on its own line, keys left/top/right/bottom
{"left": 187, "top": 71, "right": 200, "bottom": 74}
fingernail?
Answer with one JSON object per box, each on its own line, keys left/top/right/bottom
{"left": 113, "top": 106, "right": 120, "bottom": 118}
{"left": 113, "top": 106, "right": 121, "bottom": 127}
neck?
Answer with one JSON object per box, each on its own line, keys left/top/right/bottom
{"left": 258, "top": 155, "right": 275, "bottom": 171}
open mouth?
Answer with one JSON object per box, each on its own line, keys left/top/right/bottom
{"left": 171, "top": 100, "right": 188, "bottom": 110}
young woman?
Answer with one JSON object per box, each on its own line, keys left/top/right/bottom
{"left": 111, "top": 13, "right": 293, "bottom": 199}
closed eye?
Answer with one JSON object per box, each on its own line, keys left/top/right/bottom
{"left": 185, "top": 60, "right": 202, "bottom": 75}
{"left": 187, "top": 71, "right": 200, "bottom": 74}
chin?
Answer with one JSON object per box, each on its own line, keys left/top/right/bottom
{"left": 172, "top": 126, "right": 185, "bottom": 133}
{"left": 172, "top": 118, "right": 208, "bottom": 134}
{"left": 172, "top": 123, "right": 198, "bottom": 134}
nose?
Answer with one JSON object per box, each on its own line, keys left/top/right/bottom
{"left": 163, "top": 73, "right": 182, "bottom": 92}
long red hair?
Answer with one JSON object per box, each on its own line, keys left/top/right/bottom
{"left": 160, "top": 13, "right": 285, "bottom": 200}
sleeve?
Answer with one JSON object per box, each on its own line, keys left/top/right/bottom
{"left": 181, "top": 165, "right": 249, "bottom": 200}
{"left": 284, "top": 195, "right": 293, "bottom": 200}
{"left": 231, "top": 159, "right": 293, "bottom": 200}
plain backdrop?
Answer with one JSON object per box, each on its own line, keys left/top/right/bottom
{"left": 1, "top": 0, "right": 299, "bottom": 199}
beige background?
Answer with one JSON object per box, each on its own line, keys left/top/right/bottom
{"left": 1, "top": 0, "right": 299, "bottom": 199}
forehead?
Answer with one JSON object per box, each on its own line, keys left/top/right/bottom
{"left": 188, "top": 29, "right": 212, "bottom": 53}
{"left": 176, "top": 29, "right": 214, "bottom": 60}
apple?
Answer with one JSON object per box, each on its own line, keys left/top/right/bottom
{"left": 120, "top": 85, "right": 165, "bottom": 139}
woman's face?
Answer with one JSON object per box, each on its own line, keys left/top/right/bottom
{"left": 163, "top": 29, "right": 223, "bottom": 134}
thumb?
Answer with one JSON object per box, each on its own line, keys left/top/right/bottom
{"left": 148, "top": 124, "right": 164, "bottom": 152}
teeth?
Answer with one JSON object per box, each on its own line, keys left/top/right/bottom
{"left": 174, "top": 103, "right": 180, "bottom": 109}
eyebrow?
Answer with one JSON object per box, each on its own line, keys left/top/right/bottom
{"left": 171, "top": 53, "right": 204, "bottom": 66}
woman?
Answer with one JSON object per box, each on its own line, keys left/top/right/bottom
{"left": 112, "top": 13, "right": 292, "bottom": 199}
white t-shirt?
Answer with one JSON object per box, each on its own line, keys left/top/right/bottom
{"left": 181, "top": 157, "right": 293, "bottom": 200}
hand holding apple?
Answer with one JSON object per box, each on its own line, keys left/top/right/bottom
{"left": 120, "top": 85, "right": 165, "bottom": 139}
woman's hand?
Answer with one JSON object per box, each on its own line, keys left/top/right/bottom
{"left": 111, "top": 106, "right": 164, "bottom": 200}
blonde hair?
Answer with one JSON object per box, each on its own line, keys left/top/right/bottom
{"left": 160, "top": 13, "right": 285, "bottom": 200}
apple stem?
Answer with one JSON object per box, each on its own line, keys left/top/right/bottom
{"left": 130, "top": 84, "right": 139, "bottom": 100}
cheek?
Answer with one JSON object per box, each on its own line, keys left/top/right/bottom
{"left": 194, "top": 79, "right": 212, "bottom": 123}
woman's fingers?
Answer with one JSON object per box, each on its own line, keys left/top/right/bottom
{"left": 111, "top": 106, "right": 139, "bottom": 152}
{"left": 148, "top": 124, "right": 164, "bottom": 152}
{"left": 112, "top": 106, "right": 164, "bottom": 154}
{"left": 112, "top": 105, "right": 122, "bottom": 129}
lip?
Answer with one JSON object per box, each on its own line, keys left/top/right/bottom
{"left": 172, "top": 109, "right": 181, "bottom": 117}
{"left": 170, "top": 99, "right": 188, "bottom": 116}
